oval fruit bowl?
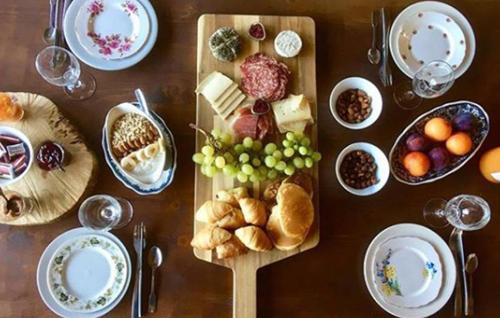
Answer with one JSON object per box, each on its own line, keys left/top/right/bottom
{"left": 389, "top": 101, "right": 489, "bottom": 185}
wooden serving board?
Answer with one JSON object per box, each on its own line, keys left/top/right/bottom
{"left": 194, "top": 14, "right": 318, "bottom": 318}
{"left": 1, "top": 93, "right": 97, "bottom": 225}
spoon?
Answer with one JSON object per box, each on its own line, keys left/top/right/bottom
{"left": 465, "top": 253, "right": 478, "bottom": 316}
{"left": 147, "top": 246, "right": 163, "bottom": 314}
{"left": 43, "top": 0, "right": 57, "bottom": 44}
{"left": 135, "top": 88, "right": 152, "bottom": 118}
{"left": 367, "top": 10, "right": 381, "bottom": 65}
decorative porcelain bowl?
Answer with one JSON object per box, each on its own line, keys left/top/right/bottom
{"left": 389, "top": 100, "right": 489, "bottom": 185}
{"left": 329, "top": 77, "right": 383, "bottom": 130}
{"left": 335, "top": 142, "right": 390, "bottom": 196}
{"left": 0, "top": 126, "right": 34, "bottom": 187}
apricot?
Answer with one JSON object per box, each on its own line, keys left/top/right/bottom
{"left": 479, "top": 147, "right": 500, "bottom": 183}
{"left": 446, "top": 132, "right": 473, "bottom": 156}
{"left": 403, "top": 151, "right": 431, "bottom": 177}
{"left": 424, "top": 117, "right": 452, "bottom": 142}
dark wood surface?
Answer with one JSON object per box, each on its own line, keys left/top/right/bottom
{"left": 1, "top": 0, "right": 499, "bottom": 317}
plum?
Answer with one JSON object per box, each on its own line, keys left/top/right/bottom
{"left": 406, "top": 133, "right": 429, "bottom": 152}
{"left": 453, "top": 113, "right": 475, "bottom": 131}
{"left": 428, "top": 146, "right": 450, "bottom": 171}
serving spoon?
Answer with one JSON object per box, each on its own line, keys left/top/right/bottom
{"left": 465, "top": 253, "right": 478, "bottom": 316}
{"left": 147, "top": 246, "right": 163, "bottom": 314}
{"left": 367, "top": 10, "right": 381, "bottom": 65}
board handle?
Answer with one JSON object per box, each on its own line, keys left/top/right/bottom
{"left": 233, "top": 266, "right": 257, "bottom": 318}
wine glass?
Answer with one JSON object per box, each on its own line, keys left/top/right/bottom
{"left": 35, "top": 46, "right": 96, "bottom": 100}
{"left": 423, "top": 194, "right": 491, "bottom": 230}
{"left": 78, "top": 194, "right": 133, "bottom": 231}
{"left": 393, "top": 60, "right": 455, "bottom": 110}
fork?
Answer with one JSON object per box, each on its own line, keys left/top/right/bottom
{"left": 132, "top": 223, "right": 146, "bottom": 318}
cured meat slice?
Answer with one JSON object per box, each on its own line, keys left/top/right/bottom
{"left": 231, "top": 106, "right": 272, "bottom": 140}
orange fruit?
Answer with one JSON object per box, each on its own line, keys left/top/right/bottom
{"left": 424, "top": 117, "right": 452, "bottom": 142}
{"left": 446, "top": 132, "right": 473, "bottom": 156}
{"left": 479, "top": 147, "right": 500, "bottom": 183}
{"left": 403, "top": 151, "right": 431, "bottom": 177}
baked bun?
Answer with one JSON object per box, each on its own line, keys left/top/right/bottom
{"left": 263, "top": 179, "right": 282, "bottom": 204}
{"left": 215, "top": 187, "right": 249, "bottom": 207}
{"left": 239, "top": 198, "right": 267, "bottom": 226}
{"left": 266, "top": 206, "right": 305, "bottom": 251}
{"left": 283, "top": 172, "right": 313, "bottom": 197}
{"left": 216, "top": 235, "right": 248, "bottom": 259}
{"left": 190, "top": 225, "right": 232, "bottom": 250}
{"left": 195, "top": 200, "right": 235, "bottom": 223}
{"left": 276, "top": 183, "right": 314, "bottom": 238}
{"left": 235, "top": 226, "right": 273, "bottom": 251}
{"left": 216, "top": 208, "right": 246, "bottom": 229}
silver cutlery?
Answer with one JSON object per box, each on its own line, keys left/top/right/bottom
{"left": 450, "top": 228, "right": 467, "bottom": 317}
{"left": 368, "top": 10, "right": 381, "bottom": 65}
{"left": 465, "top": 253, "right": 478, "bottom": 316}
{"left": 147, "top": 246, "right": 163, "bottom": 314}
{"left": 379, "top": 8, "right": 393, "bottom": 87}
{"left": 132, "top": 223, "right": 146, "bottom": 318}
{"left": 135, "top": 88, "right": 152, "bottom": 118}
{"left": 43, "top": 0, "right": 57, "bottom": 44}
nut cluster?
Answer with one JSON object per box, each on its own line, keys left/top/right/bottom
{"left": 340, "top": 150, "right": 378, "bottom": 189}
{"left": 111, "top": 113, "right": 159, "bottom": 159}
{"left": 336, "top": 89, "right": 372, "bottom": 123}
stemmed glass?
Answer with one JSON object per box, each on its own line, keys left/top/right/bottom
{"left": 35, "top": 46, "right": 96, "bottom": 100}
{"left": 423, "top": 194, "right": 491, "bottom": 230}
{"left": 393, "top": 60, "right": 455, "bottom": 110}
{"left": 78, "top": 194, "right": 134, "bottom": 231}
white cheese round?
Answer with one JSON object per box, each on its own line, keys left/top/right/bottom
{"left": 274, "top": 30, "right": 302, "bottom": 58}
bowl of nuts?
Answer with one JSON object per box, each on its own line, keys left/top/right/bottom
{"left": 335, "top": 142, "right": 389, "bottom": 196}
{"left": 329, "top": 77, "right": 382, "bottom": 129}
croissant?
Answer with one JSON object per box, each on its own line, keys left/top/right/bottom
{"left": 216, "top": 235, "right": 248, "bottom": 259}
{"left": 215, "top": 187, "right": 249, "bottom": 207}
{"left": 195, "top": 200, "right": 234, "bottom": 223}
{"left": 239, "top": 198, "right": 267, "bottom": 226}
{"left": 216, "top": 209, "right": 246, "bottom": 229}
{"left": 190, "top": 225, "right": 232, "bottom": 250}
{"left": 235, "top": 226, "right": 273, "bottom": 252}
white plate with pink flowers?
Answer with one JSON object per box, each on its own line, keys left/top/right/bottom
{"left": 74, "top": 0, "right": 150, "bottom": 60}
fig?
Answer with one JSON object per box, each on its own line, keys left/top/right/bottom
{"left": 405, "top": 133, "right": 429, "bottom": 152}
{"left": 428, "top": 146, "right": 450, "bottom": 171}
{"left": 452, "top": 113, "right": 475, "bottom": 131}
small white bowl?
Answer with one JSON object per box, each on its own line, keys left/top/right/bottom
{"left": 329, "top": 77, "right": 383, "bottom": 129}
{"left": 335, "top": 142, "right": 389, "bottom": 196}
{"left": 0, "top": 126, "right": 34, "bottom": 187}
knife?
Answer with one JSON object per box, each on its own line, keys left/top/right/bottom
{"left": 450, "top": 228, "right": 468, "bottom": 317}
{"left": 379, "top": 8, "right": 393, "bottom": 87}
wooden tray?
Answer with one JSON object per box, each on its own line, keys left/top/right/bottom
{"left": 1, "top": 93, "right": 97, "bottom": 225}
{"left": 194, "top": 14, "right": 318, "bottom": 318}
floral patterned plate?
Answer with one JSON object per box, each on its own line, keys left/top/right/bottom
{"left": 374, "top": 236, "right": 442, "bottom": 308}
{"left": 74, "top": 0, "right": 150, "bottom": 60}
{"left": 47, "top": 235, "right": 128, "bottom": 313}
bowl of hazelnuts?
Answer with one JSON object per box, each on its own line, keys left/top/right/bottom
{"left": 335, "top": 142, "right": 389, "bottom": 196}
{"left": 329, "top": 77, "right": 382, "bottom": 130}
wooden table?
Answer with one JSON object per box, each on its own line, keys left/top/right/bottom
{"left": 1, "top": 0, "right": 499, "bottom": 317}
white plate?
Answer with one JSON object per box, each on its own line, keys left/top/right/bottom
{"left": 396, "top": 11, "right": 466, "bottom": 73}
{"left": 37, "top": 228, "right": 131, "bottom": 318}
{"left": 47, "top": 235, "right": 127, "bottom": 313}
{"left": 390, "top": 1, "right": 476, "bottom": 79}
{"left": 364, "top": 224, "right": 456, "bottom": 318}
{"left": 374, "top": 237, "right": 442, "bottom": 308}
{"left": 74, "top": 0, "right": 150, "bottom": 60}
{"left": 64, "top": 0, "right": 158, "bottom": 71}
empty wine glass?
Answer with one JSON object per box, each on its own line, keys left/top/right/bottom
{"left": 393, "top": 60, "right": 455, "bottom": 110}
{"left": 423, "top": 194, "right": 491, "bottom": 230}
{"left": 35, "top": 46, "right": 96, "bottom": 100}
{"left": 78, "top": 194, "right": 133, "bottom": 231}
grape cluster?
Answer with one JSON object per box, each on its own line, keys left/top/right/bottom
{"left": 192, "top": 129, "right": 321, "bottom": 183}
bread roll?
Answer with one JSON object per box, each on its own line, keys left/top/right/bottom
{"left": 235, "top": 226, "right": 273, "bottom": 251}
{"left": 216, "top": 209, "right": 246, "bottom": 229}
{"left": 276, "top": 183, "right": 314, "bottom": 238}
{"left": 195, "top": 200, "right": 235, "bottom": 223}
{"left": 190, "top": 225, "right": 232, "bottom": 250}
{"left": 266, "top": 206, "right": 306, "bottom": 251}
{"left": 215, "top": 187, "right": 249, "bottom": 207}
{"left": 263, "top": 179, "right": 282, "bottom": 203}
{"left": 283, "top": 172, "right": 313, "bottom": 197}
{"left": 239, "top": 198, "right": 267, "bottom": 226}
{"left": 216, "top": 235, "right": 248, "bottom": 259}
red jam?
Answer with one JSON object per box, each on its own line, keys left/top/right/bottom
{"left": 251, "top": 99, "right": 271, "bottom": 115}
{"left": 248, "top": 23, "right": 266, "bottom": 40}
{"left": 36, "top": 141, "right": 66, "bottom": 171}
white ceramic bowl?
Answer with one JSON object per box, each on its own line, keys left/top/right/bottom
{"left": 335, "top": 142, "right": 389, "bottom": 196}
{"left": 0, "top": 126, "right": 34, "bottom": 187}
{"left": 329, "top": 77, "right": 383, "bottom": 129}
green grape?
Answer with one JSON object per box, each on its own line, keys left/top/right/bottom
{"left": 220, "top": 132, "right": 233, "bottom": 145}
{"left": 282, "top": 139, "right": 292, "bottom": 148}
{"left": 249, "top": 174, "right": 259, "bottom": 183}
{"left": 275, "top": 161, "right": 287, "bottom": 171}
{"left": 305, "top": 157, "right": 314, "bottom": 168}
{"left": 284, "top": 165, "right": 296, "bottom": 176}
{"left": 258, "top": 166, "right": 268, "bottom": 176}
{"left": 206, "top": 166, "right": 218, "bottom": 178}
{"left": 203, "top": 156, "right": 214, "bottom": 166}
{"left": 286, "top": 132, "right": 296, "bottom": 141}
{"left": 237, "top": 171, "right": 248, "bottom": 183}
{"left": 241, "top": 164, "right": 254, "bottom": 175}
{"left": 239, "top": 153, "right": 250, "bottom": 163}
{"left": 223, "top": 152, "right": 234, "bottom": 163}
{"left": 312, "top": 152, "right": 322, "bottom": 161}
{"left": 272, "top": 150, "right": 283, "bottom": 160}
{"left": 284, "top": 148, "right": 295, "bottom": 158}
{"left": 293, "top": 145, "right": 299, "bottom": 151}
{"left": 252, "top": 140, "right": 263, "bottom": 152}
{"left": 307, "top": 148, "right": 314, "bottom": 156}
{"left": 192, "top": 153, "right": 205, "bottom": 164}
{"left": 223, "top": 165, "right": 237, "bottom": 176}
{"left": 252, "top": 158, "right": 261, "bottom": 167}
{"left": 264, "top": 143, "right": 277, "bottom": 155}
{"left": 267, "top": 169, "right": 278, "bottom": 180}
{"left": 298, "top": 146, "right": 308, "bottom": 156}
{"left": 242, "top": 137, "right": 254, "bottom": 149}
{"left": 211, "top": 128, "right": 222, "bottom": 139}
{"left": 201, "top": 145, "right": 215, "bottom": 157}
{"left": 293, "top": 157, "right": 305, "bottom": 169}
{"left": 200, "top": 165, "right": 208, "bottom": 176}
{"left": 215, "top": 156, "right": 226, "bottom": 169}
{"left": 234, "top": 144, "right": 245, "bottom": 154}
{"left": 264, "top": 156, "right": 277, "bottom": 168}
{"left": 258, "top": 173, "right": 266, "bottom": 182}
{"left": 301, "top": 137, "right": 311, "bottom": 147}
{"left": 295, "top": 131, "right": 304, "bottom": 141}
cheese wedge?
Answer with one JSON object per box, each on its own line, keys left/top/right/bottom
{"left": 278, "top": 120, "right": 308, "bottom": 134}
{"left": 272, "top": 94, "right": 313, "bottom": 133}
{"left": 218, "top": 90, "right": 242, "bottom": 114}
{"left": 196, "top": 71, "right": 233, "bottom": 104}
{"left": 221, "top": 94, "right": 246, "bottom": 119}
{"left": 213, "top": 82, "right": 238, "bottom": 109}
